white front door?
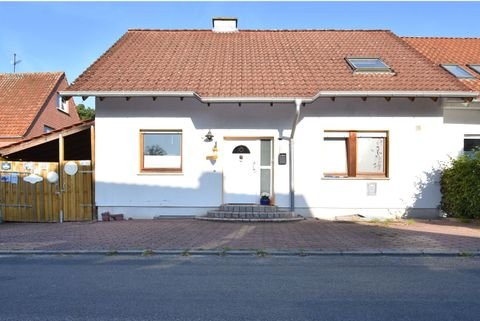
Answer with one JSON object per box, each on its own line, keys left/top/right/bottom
{"left": 223, "top": 139, "right": 261, "bottom": 204}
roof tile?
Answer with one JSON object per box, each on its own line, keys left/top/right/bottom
{"left": 0, "top": 72, "right": 63, "bottom": 136}
{"left": 403, "top": 37, "right": 480, "bottom": 92}
{"left": 67, "top": 30, "right": 471, "bottom": 97}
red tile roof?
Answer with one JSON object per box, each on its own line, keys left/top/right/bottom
{"left": 0, "top": 72, "right": 64, "bottom": 136}
{"left": 403, "top": 37, "right": 480, "bottom": 92}
{"left": 66, "top": 30, "right": 472, "bottom": 98}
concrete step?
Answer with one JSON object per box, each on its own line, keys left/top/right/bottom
{"left": 219, "top": 204, "right": 278, "bottom": 212}
{"left": 196, "top": 216, "right": 304, "bottom": 223}
{"left": 206, "top": 210, "right": 296, "bottom": 219}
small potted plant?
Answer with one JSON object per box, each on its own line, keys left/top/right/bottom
{"left": 260, "top": 192, "right": 270, "bottom": 205}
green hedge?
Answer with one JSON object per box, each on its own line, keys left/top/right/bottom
{"left": 440, "top": 152, "right": 480, "bottom": 218}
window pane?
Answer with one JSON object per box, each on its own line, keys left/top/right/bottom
{"left": 357, "top": 137, "right": 385, "bottom": 174}
{"left": 463, "top": 138, "right": 480, "bottom": 155}
{"left": 260, "top": 139, "right": 271, "bottom": 166}
{"left": 324, "top": 138, "right": 348, "bottom": 175}
{"left": 442, "top": 65, "right": 475, "bottom": 78}
{"left": 260, "top": 169, "right": 271, "bottom": 194}
{"left": 143, "top": 132, "right": 181, "bottom": 169}
{"left": 349, "top": 58, "right": 387, "bottom": 69}
{"left": 347, "top": 58, "right": 391, "bottom": 72}
{"left": 468, "top": 64, "right": 480, "bottom": 75}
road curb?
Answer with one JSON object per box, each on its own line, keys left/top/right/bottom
{"left": 0, "top": 249, "right": 478, "bottom": 257}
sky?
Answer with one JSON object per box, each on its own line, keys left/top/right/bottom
{"left": 1, "top": 1, "right": 480, "bottom": 107}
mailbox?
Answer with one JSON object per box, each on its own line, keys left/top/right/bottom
{"left": 278, "top": 153, "right": 287, "bottom": 165}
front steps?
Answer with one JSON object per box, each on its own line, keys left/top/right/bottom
{"left": 196, "top": 204, "right": 304, "bottom": 222}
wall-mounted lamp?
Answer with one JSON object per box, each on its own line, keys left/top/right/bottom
{"left": 206, "top": 141, "right": 219, "bottom": 161}
{"left": 205, "top": 130, "right": 214, "bottom": 142}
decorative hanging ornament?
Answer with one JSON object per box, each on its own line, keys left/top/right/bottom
{"left": 46, "top": 171, "right": 59, "bottom": 183}
{"left": 64, "top": 161, "right": 78, "bottom": 176}
{"left": 23, "top": 174, "right": 43, "bottom": 184}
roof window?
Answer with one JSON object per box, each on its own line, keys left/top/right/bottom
{"left": 346, "top": 57, "right": 392, "bottom": 73}
{"left": 441, "top": 64, "right": 476, "bottom": 79}
{"left": 467, "top": 64, "right": 480, "bottom": 75}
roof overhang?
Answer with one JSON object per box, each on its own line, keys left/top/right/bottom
{"left": 60, "top": 90, "right": 479, "bottom": 104}
{"left": 0, "top": 120, "right": 94, "bottom": 157}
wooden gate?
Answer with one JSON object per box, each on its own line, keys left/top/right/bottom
{"left": 0, "top": 160, "right": 94, "bottom": 222}
{"left": 63, "top": 161, "right": 94, "bottom": 221}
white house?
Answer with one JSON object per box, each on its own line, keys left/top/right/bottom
{"left": 62, "top": 18, "right": 480, "bottom": 220}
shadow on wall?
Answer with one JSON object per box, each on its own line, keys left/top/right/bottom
{"left": 95, "top": 171, "right": 313, "bottom": 218}
{"left": 403, "top": 166, "right": 444, "bottom": 219}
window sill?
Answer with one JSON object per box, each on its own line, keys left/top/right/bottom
{"left": 137, "top": 172, "right": 184, "bottom": 176}
{"left": 322, "top": 176, "right": 389, "bottom": 181}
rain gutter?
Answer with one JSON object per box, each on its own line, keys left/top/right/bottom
{"left": 59, "top": 90, "right": 478, "bottom": 102}
{"left": 289, "top": 99, "right": 302, "bottom": 212}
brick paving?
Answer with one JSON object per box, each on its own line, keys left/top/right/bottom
{"left": 0, "top": 218, "right": 479, "bottom": 252}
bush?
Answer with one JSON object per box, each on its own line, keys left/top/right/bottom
{"left": 440, "top": 152, "right": 480, "bottom": 218}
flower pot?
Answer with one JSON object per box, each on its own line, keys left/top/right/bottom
{"left": 260, "top": 198, "right": 270, "bottom": 206}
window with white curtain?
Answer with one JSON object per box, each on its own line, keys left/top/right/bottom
{"left": 324, "top": 131, "right": 387, "bottom": 178}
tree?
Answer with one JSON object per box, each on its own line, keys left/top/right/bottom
{"left": 76, "top": 104, "right": 95, "bottom": 120}
{"left": 146, "top": 144, "right": 167, "bottom": 155}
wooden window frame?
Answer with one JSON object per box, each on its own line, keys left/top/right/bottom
{"left": 140, "top": 130, "right": 183, "bottom": 173}
{"left": 324, "top": 130, "right": 388, "bottom": 178}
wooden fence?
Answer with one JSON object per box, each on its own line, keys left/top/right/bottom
{"left": 0, "top": 160, "right": 94, "bottom": 222}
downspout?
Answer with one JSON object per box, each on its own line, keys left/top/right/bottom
{"left": 288, "top": 99, "right": 302, "bottom": 213}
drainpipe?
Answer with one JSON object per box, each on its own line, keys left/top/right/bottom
{"left": 282, "top": 99, "right": 302, "bottom": 213}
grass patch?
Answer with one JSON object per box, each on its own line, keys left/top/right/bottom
{"left": 256, "top": 249, "right": 269, "bottom": 257}
{"left": 142, "top": 249, "right": 155, "bottom": 257}
{"left": 458, "top": 251, "right": 474, "bottom": 257}
{"left": 298, "top": 248, "right": 308, "bottom": 257}
{"left": 106, "top": 250, "right": 118, "bottom": 256}
{"left": 218, "top": 247, "right": 231, "bottom": 257}
{"left": 405, "top": 219, "right": 416, "bottom": 225}
{"left": 458, "top": 218, "right": 473, "bottom": 224}
{"left": 181, "top": 249, "right": 191, "bottom": 257}
{"left": 369, "top": 218, "right": 397, "bottom": 226}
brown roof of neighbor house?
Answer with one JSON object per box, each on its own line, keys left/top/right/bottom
{"left": 65, "top": 29, "right": 473, "bottom": 99}
{"left": 0, "top": 72, "right": 64, "bottom": 136}
{"left": 403, "top": 37, "right": 480, "bottom": 92}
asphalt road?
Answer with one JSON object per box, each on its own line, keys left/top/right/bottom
{"left": 0, "top": 255, "right": 479, "bottom": 321}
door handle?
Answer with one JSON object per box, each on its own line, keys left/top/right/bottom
{"left": 253, "top": 161, "right": 257, "bottom": 172}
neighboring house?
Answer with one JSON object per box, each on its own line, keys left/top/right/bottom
{"left": 61, "top": 18, "right": 480, "bottom": 220}
{"left": 403, "top": 37, "right": 480, "bottom": 156}
{"left": 0, "top": 72, "right": 80, "bottom": 147}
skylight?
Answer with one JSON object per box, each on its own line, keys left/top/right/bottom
{"left": 468, "top": 64, "right": 480, "bottom": 75}
{"left": 441, "top": 64, "right": 476, "bottom": 79}
{"left": 346, "top": 58, "right": 392, "bottom": 72}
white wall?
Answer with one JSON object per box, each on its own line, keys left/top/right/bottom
{"left": 95, "top": 97, "right": 293, "bottom": 218}
{"left": 95, "top": 96, "right": 480, "bottom": 219}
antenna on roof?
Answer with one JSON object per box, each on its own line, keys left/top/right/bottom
{"left": 11, "top": 53, "right": 22, "bottom": 73}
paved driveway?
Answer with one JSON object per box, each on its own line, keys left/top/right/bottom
{"left": 1, "top": 218, "right": 480, "bottom": 252}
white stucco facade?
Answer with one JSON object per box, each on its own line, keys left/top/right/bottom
{"left": 94, "top": 96, "right": 480, "bottom": 220}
